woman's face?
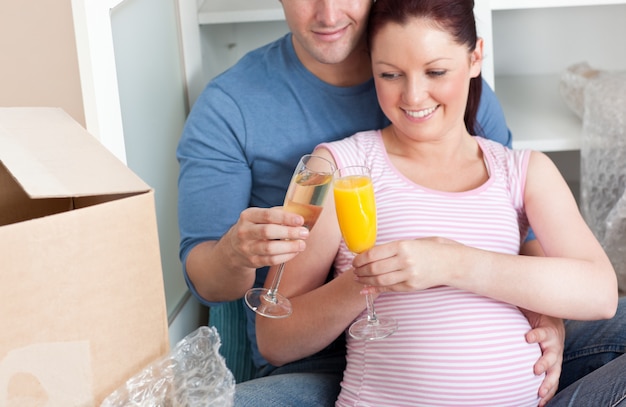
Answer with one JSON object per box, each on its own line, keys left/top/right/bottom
{"left": 371, "top": 18, "right": 483, "bottom": 142}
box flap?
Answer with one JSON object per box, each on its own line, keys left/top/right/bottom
{"left": 0, "top": 107, "right": 150, "bottom": 198}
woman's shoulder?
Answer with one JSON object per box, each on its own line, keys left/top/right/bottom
{"left": 475, "top": 136, "right": 533, "bottom": 192}
{"left": 332, "top": 129, "right": 382, "bottom": 153}
{"left": 476, "top": 136, "right": 529, "bottom": 164}
{"left": 319, "top": 130, "right": 383, "bottom": 168}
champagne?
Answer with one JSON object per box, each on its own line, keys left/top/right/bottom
{"left": 245, "top": 154, "right": 334, "bottom": 319}
{"left": 284, "top": 171, "right": 332, "bottom": 229}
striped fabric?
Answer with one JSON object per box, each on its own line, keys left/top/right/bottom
{"left": 322, "top": 131, "right": 542, "bottom": 406}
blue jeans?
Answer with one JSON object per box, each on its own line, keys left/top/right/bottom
{"left": 235, "top": 297, "right": 626, "bottom": 406}
{"left": 234, "top": 341, "right": 345, "bottom": 407}
{"left": 547, "top": 353, "right": 626, "bottom": 406}
{"left": 547, "top": 297, "right": 626, "bottom": 406}
{"left": 559, "top": 310, "right": 626, "bottom": 390}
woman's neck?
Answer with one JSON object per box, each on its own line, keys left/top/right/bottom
{"left": 381, "top": 126, "right": 487, "bottom": 192}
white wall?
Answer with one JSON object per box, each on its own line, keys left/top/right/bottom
{"left": 0, "top": 0, "right": 85, "bottom": 125}
{"left": 492, "top": 5, "right": 626, "bottom": 76}
{"left": 109, "top": 0, "right": 193, "bottom": 331}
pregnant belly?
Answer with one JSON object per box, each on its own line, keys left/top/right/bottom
{"left": 339, "top": 287, "right": 544, "bottom": 407}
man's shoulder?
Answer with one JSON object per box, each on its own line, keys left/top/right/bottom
{"left": 189, "top": 34, "right": 295, "bottom": 123}
{"left": 212, "top": 34, "right": 290, "bottom": 85}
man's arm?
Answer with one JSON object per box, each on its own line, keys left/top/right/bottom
{"left": 184, "top": 208, "right": 310, "bottom": 302}
{"left": 177, "top": 86, "right": 309, "bottom": 303}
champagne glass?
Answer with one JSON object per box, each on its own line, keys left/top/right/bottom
{"left": 245, "top": 154, "right": 335, "bottom": 318}
{"left": 334, "top": 165, "right": 397, "bottom": 340}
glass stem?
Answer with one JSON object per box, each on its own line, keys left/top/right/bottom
{"left": 265, "top": 262, "right": 286, "bottom": 303}
{"left": 365, "top": 292, "right": 379, "bottom": 325}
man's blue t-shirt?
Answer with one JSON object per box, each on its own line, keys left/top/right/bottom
{"left": 176, "top": 33, "right": 512, "bottom": 368}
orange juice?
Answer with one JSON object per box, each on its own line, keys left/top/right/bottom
{"left": 334, "top": 175, "right": 377, "bottom": 253}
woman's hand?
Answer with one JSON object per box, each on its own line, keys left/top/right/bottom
{"left": 352, "top": 237, "right": 461, "bottom": 294}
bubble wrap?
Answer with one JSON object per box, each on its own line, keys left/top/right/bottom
{"left": 559, "top": 62, "right": 606, "bottom": 119}
{"left": 576, "top": 69, "right": 626, "bottom": 296}
{"left": 101, "top": 326, "right": 235, "bottom": 407}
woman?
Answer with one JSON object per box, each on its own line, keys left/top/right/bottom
{"left": 256, "top": 0, "right": 618, "bottom": 405}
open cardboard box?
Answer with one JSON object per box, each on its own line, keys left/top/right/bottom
{"left": 0, "top": 107, "right": 169, "bottom": 406}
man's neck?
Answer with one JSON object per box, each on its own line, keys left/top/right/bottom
{"left": 293, "top": 38, "right": 373, "bottom": 87}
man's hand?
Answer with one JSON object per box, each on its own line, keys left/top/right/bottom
{"left": 227, "top": 206, "right": 309, "bottom": 269}
{"left": 185, "top": 206, "right": 309, "bottom": 302}
{"left": 521, "top": 309, "right": 565, "bottom": 406}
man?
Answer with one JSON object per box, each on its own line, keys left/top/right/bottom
{"left": 177, "top": 0, "right": 626, "bottom": 405}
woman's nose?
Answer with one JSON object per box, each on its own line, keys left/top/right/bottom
{"left": 403, "top": 77, "right": 428, "bottom": 105}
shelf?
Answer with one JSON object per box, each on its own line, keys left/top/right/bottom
{"left": 491, "top": 0, "right": 626, "bottom": 10}
{"left": 198, "top": 0, "right": 284, "bottom": 25}
{"left": 197, "top": 0, "right": 626, "bottom": 24}
{"left": 496, "top": 75, "right": 582, "bottom": 152}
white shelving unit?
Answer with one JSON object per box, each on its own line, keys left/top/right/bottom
{"left": 496, "top": 75, "right": 581, "bottom": 151}
{"left": 490, "top": 0, "right": 626, "bottom": 10}
{"left": 476, "top": 0, "right": 626, "bottom": 151}
{"left": 198, "top": 0, "right": 284, "bottom": 24}
{"left": 180, "top": 0, "right": 626, "bottom": 154}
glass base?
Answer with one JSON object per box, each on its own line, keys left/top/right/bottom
{"left": 244, "top": 288, "right": 292, "bottom": 318}
{"left": 349, "top": 317, "right": 397, "bottom": 341}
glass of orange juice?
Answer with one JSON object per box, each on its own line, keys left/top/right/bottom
{"left": 334, "top": 165, "right": 397, "bottom": 340}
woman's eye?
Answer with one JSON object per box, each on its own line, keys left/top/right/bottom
{"left": 380, "top": 72, "right": 401, "bottom": 80}
{"left": 427, "top": 70, "right": 446, "bottom": 77}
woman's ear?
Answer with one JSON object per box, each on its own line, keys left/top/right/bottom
{"left": 470, "top": 37, "right": 484, "bottom": 78}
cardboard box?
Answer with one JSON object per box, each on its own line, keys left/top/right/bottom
{"left": 0, "top": 107, "right": 169, "bottom": 406}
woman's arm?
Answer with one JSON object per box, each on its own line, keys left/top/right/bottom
{"left": 354, "top": 151, "right": 617, "bottom": 320}
{"left": 504, "top": 150, "right": 617, "bottom": 318}
{"left": 519, "top": 239, "right": 564, "bottom": 406}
